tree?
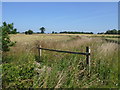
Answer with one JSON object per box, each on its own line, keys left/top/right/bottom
{"left": 52, "top": 31, "right": 55, "bottom": 34}
{"left": 2, "top": 22, "right": 18, "bottom": 34}
{"left": 40, "top": 27, "right": 45, "bottom": 33}
{"left": 105, "top": 29, "right": 118, "bottom": 34}
{"left": 97, "top": 32, "right": 104, "bottom": 34}
{"left": 1, "top": 22, "right": 16, "bottom": 52}
{"left": 25, "top": 30, "right": 33, "bottom": 35}
{"left": 27, "top": 30, "right": 33, "bottom": 34}
{"left": 25, "top": 31, "right": 28, "bottom": 34}
{"left": 11, "top": 28, "right": 17, "bottom": 34}
{"left": 118, "top": 30, "right": 120, "bottom": 34}
{"left": 59, "top": 31, "right": 93, "bottom": 34}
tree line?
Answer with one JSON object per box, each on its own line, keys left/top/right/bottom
{"left": 59, "top": 31, "right": 93, "bottom": 34}
{"left": 97, "top": 29, "right": 120, "bottom": 34}
{"left": 1, "top": 22, "right": 120, "bottom": 35}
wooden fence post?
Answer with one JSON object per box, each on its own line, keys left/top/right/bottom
{"left": 38, "top": 45, "right": 42, "bottom": 61}
{"left": 86, "top": 47, "right": 91, "bottom": 73}
{"left": 40, "top": 45, "right": 42, "bottom": 57}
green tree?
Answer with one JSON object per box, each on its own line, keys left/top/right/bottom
{"left": 52, "top": 31, "right": 55, "bottom": 34}
{"left": 40, "top": 27, "right": 45, "bottom": 33}
{"left": 25, "top": 30, "right": 33, "bottom": 35}
{"left": 25, "top": 31, "right": 28, "bottom": 34}
{"left": 2, "top": 22, "right": 18, "bottom": 34}
{"left": 105, "top": 29, "right": 118, "bottom": 34}
{"left": 27, "top": 30, "right": 33, "bottom": 34}
{"left": 118, "top": 30, "right": 120, "bottom": 34}
{"left": 11, "top": 28, "right": 17, "bottom": 34}
{"left": 1, "top": 22, "right": 16, "bottom": 52}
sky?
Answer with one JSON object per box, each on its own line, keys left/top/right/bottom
{"left": 1, "top": 0, "right": 120, "bottom": 2}
{"left": 2, "top": 2, "right": 118, "bottom": 33}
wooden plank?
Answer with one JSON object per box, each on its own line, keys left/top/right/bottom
{"left": 38, "top": 47, "right": 89, "bottom": 55}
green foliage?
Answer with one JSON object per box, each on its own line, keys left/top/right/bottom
{"left": 2, "top": 34, "right": 118, "bottom": 88}
{"left": 2, "top": 22, "right": 18, "bottom": 34}
{"left": 52, "top": 31, "right": 55, "bottom": 34}
{"left": 105, "top": 29, "right": 118, "bottom": 34}
{"left": 97, "top": 29, "right": 120, "bottom": 35}
{"left": 33, "top": 38, "right": 118, "bottom": 88}
{"left": 1, "top": 22, "right": 16, "bottom": 52}
{"left": 98, "top": 29, "right": 119, "bottom": 34}
{"left": 97, "top": 32, "right": 104, "bottom": 34}
{"left": 2, "top": 63, "right": 34, "bottom": 88}
{"left": 25, "top": 30, "right": 33, "bottom": 35}
{"left": 11, "top": 28, "right": 17, "bottom": 34}
{"left": 39, "top": 27, "right": 45, "bottom": 33}
{"left": 60, "top": 31, "right": 93, "bottom": 34}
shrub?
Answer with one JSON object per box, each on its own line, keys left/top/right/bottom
{"left": 2, "top": 63, "right": 34, "bottom": 88}
{"left": 25, "top": 30, "right": 33, "bottom": 35}
{"left": 1, "top": 22, "right": 16, "bottom": 52}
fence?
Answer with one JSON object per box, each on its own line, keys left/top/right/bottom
{"left": 37, "top": 46, "right": 91, "bottom": 72}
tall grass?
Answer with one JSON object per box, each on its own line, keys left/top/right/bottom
{"left": 2, "top": 34, "right": 119, "bottom": 88}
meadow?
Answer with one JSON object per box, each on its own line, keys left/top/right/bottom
{"left": 2, "top": 34, "right": 119, "bottom": 88}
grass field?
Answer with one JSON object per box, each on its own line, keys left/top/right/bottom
{"left": 105, "top": 38, "right": 120, "bottom": 42}
{"left": 2, "top": 34, "right": 119, "bottom": 88}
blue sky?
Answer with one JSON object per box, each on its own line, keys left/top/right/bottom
{"left": 2, "top": 2, "right": 118, "bottom": 33}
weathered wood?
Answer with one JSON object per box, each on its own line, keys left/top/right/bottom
{"left": 37, "top": 46, "right": 91, "bottom": 73}
{"left": 86, "top": 47, "right": 90, "bottom": 65}
{"left": 38, "top": 47, "right": 89, "bottom": 55}
{"left": 86, "top": 47, "right": 91, "bottom": 74}
{"left": 38, "top": 45, "right": 42, "bottom": 61}
{"left": 39, "top": 45, "right": 42, "bottom": 57}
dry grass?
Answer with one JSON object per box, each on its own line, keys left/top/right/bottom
{"left": 3, "top": 34, "right": 119, "bottom": 88}
{"left": 97, "top": 42, "right": 118, "bottom": 55}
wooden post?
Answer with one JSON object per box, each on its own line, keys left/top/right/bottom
{"left": 38, "top": 45, "right": 42, "bottom": 61}
{"left": 86, "top": 47, "right": 91, "bottom": 73}
{"left": 40, "top": 45, "right": 42, "bottom": 57}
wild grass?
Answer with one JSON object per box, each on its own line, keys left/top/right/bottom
{"left": 2, "top": 34, "right": 119, "bottom": 88}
